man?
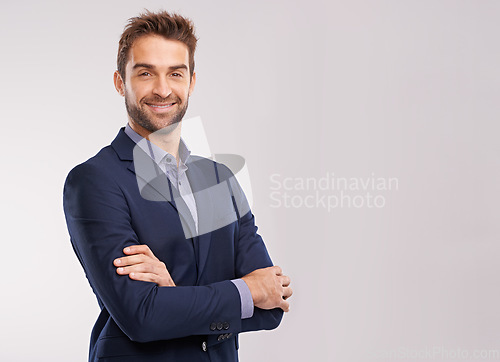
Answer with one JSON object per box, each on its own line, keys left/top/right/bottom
{"left": 63, "top": 10, "right": 292, "bottom": 362}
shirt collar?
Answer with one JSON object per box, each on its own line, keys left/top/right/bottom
{"left": 124, "top": 123, "right": 191, "bottom": 167}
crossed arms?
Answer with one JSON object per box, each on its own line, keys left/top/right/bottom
{"left": 114, "top": 244, "right": 293, "bottom": 312}
{"left": 64, "top": 160, "right": 292, "bottom": 343}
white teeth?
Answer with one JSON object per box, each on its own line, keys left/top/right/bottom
{"left": 149, "top": 103, "right": 173, "bottom": 108}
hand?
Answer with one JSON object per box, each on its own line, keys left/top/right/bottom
{"left": 241, "top": 266, "right": 292, "bottom": 312}
{"left": 113, "top": 245, "right": 176, "bottom": 287}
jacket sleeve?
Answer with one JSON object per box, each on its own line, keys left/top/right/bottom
{"left": 217, "top": 163, "right": 284, "bottom": 332}
{"left": 63, "top": 162, "right": 243, "bottom": 343}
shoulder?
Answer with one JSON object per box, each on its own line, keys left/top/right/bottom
{"left": 66, "top": 146, "right": 117, "bottom": 183}
{"left": 63, "top": 145, "right": 131, "bottom": 219}
{"left": 66, "top": 127, "right": 134, "bottom": 183}
{"left": 63, "top": 143, "right": 128, "bottom": 199}
{"left": 215, "top": 155, "right": 246, "bottom": 182}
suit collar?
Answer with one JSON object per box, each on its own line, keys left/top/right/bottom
{"left": 123, "top": 123, "right": 193, "bottom": 167}
{"left": 111, "top": 127, "right": 135, "bottom": 162}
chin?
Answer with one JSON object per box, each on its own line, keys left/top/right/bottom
{"left": 152, "top": 120, "right": 181, "bottom": 134}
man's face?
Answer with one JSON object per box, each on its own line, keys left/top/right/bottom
{"left": 114, "top": 35, "right": 196, "bottom": 135}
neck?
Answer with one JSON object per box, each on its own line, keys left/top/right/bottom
{"left": 128, "top": 119, "right": 182, "bottom": 165}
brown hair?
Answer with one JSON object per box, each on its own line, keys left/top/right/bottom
{"left": 117, "top": 10, "right": 198, "bottom": 79}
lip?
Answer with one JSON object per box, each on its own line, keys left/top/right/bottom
{"left": 146, "top": 102, "right": 175, "bottom": 113}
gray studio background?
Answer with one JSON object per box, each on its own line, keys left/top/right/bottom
{"left": 1, "top": 0, "right": 499, "bottom": 361}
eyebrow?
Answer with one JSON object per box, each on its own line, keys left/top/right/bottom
{"left": 132, "top": 63, "right": 188, "bottom": 72}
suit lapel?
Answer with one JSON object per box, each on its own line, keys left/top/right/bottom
{"left": 112, "top": 128, "right": 198, "bottom": 238}
{"left": 112, "top": 128, "right": 214, "bottom": 282}
{"left": 185, "top": 158, "right": 214, "bottom": 282}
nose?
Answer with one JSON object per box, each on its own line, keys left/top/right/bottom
{"left": 153, "top": 76, "right": 172, "bottom": 98}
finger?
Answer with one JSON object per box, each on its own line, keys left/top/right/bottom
{"left": 279, "top": 299, "right": 290, "bottom": 312}
{"left": 116, "top": 263, "right": 156, "bottom": 275}
{"left": 123, "top": 244, "right": 148, "bottom": 255}
{"left": 124, "top": 244, "right": 158, "bottom": 260}
{"left": 114, "top": 254, "right": 147, "bottom": 267}
{"left": 129, "top": 272, "right": 158, "bottom": 284}
{"left": 283, "top": 286, "right": 293, "bottom": 300}
{"left": 280, "top": 275, "right": 291, "bottom": 287}
{"left": 272, "top": 265, "right": 283, "bottom": 276}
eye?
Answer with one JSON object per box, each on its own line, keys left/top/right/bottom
{"left": 171, "top": 73, "right": 182, "bottom": 77}
{"left": 139, "top": 72, "right": 151, "bottom": 77}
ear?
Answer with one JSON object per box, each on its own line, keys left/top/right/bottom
{"left": 188, "top": 71, "right": 196, "bottom": 97}
{"left": 113, "top": 70, "right": 125, "bottom": 96}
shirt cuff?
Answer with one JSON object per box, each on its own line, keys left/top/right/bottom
{"left": 231, "top": 279, "right": 254, "bottom": 319}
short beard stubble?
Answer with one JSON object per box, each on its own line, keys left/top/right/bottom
{"left": 125, "top": 93, "right": 189, "bottom": 135}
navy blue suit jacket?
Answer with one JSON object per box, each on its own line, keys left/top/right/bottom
{"left": 63, "top": 129, "right": 283, "bottom": 361}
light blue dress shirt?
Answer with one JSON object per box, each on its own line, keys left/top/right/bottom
{"left": 124, "top": 124, "right": 254, "bottom": 319}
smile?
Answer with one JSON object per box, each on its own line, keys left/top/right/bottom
{"left": 146, "top": 103, "right": 175, "bottom": 112}
{"left": 148, "top": 103, "right": 175, "bottom": 108}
